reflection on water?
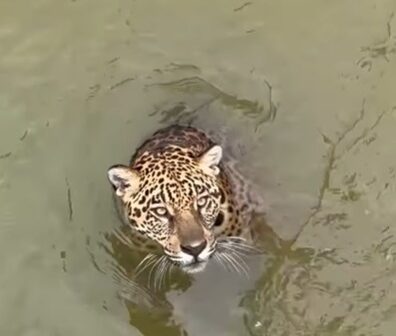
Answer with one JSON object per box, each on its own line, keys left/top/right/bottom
{"left": 103, "top": 209, "right": 276, "bottom": 336}
{"left": 104, "top": 225, "right": 192, "bottom": 335}
{"left": 1, "top": 0, "right": 396, "bottom": 335}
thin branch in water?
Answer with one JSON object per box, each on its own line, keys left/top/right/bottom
{"left": 234, "top": 2, "right": 252, "bottom": 12}
{"left": 20, "top": 130, "right": 28, "bottom": 141}
{"left": 110, "top": 77, "right": 135, "bottom": 90}
{"left": 65, "top": 178, "right": 73, "bottom": 222}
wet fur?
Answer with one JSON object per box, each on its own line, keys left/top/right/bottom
{"left": 109, "top": 125, "right": 262, "bottom": 258}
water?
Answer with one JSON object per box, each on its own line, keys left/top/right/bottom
{"left": 1, "top": 0, "right": 396, "bottom": 335}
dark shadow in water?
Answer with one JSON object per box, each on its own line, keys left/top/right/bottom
{"left": 100, "top": 199, "right": 194, "bottom": 336}
{"left": 146, "top": 75, "right": 277, "bottom": 130}
{"left": 100, "top": 209, "right": 287, "bottom": 336}
{"left": 103, "top": 223, "right": 192, "bottom": 336}
{"left": 97, "top": 72, "right": 280, "bottom": 335}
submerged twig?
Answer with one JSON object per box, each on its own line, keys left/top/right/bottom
{"left": 234, "top": 2, "right": 252, "bottom": 12}
{"left": 65, "top": 178, "right": 73, "bottom": 222}
{"left": 110, "top": 77, "right": 135, "bottom": 90}
{"left": 20, "top": 130, "right": 28, "bottom": 141}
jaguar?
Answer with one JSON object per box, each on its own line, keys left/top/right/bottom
{"left": 107, "top": 125, "right": 263, "bottom": 274}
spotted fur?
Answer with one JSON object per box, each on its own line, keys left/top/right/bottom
{"left": 107, "top": 125, "right": 262, "bottom": 273}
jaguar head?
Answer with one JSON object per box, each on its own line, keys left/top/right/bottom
{"left": 107, "top": 145, "right": 223, "bottom": 273}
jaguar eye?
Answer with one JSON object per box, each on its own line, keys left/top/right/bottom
{"left": 152, "top": 207, "right": 168, "bottom": 217}
{"left": 197, "top": 196, "right": 208, "bottom": 207}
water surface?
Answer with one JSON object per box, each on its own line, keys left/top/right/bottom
{"left": 1, "top": 1, "right": 396, "bottom": 335}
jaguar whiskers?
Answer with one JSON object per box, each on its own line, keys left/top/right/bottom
{"left": 134, "top": 253, "right": 175, "bottom": 291}
{"left": 213, "top": 236, "right": 261, "bottom": 277}
{"left": 133, "top": 236, "right": 261, "bottom": 290}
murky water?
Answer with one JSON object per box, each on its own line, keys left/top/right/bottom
{"left": 1, "top": 0, "right": 396, "bottom": 335}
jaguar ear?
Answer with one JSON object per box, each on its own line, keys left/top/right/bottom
{"left": 198, "top": 145, "right": 222, "bottom": 176}
{"left": 107, "top": 165, "right": 140, "bottom": 197}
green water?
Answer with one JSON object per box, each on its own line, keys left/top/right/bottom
{"left": 1, "top": 1, "right": 396, "bottom": 335}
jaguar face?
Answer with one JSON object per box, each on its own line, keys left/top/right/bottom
{"left": 107, "top": 145, "right": 223, "bottom": 273}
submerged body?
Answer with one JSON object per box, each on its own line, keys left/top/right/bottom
{"left": 107, "top": 125, "right": 262, "bottom": 273}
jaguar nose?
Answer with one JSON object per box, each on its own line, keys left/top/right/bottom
{"left": 180, "top": 240, "right": 207, "bottom": 258}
